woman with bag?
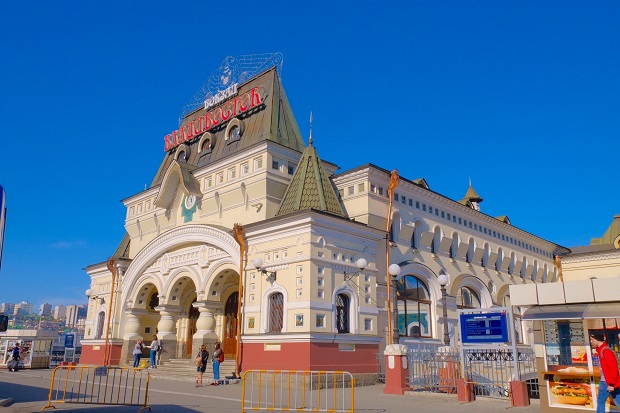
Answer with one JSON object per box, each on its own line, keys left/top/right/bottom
{"left": 195, "top": 344, "right": 209, "bottom": 387}
{"left": 211, "top": 342, "right": 223, "bottom": 386}
{"left": 148, "top": 335, "right": 160, "bottom": 369}
{"left": 132, "top": 339, "right": 143, "bottom": 368}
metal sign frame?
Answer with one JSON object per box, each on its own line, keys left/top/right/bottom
{"left": 457, "top": 306, "right": 521, "bottom": 380}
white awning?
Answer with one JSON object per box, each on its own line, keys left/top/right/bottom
{"left": 522, "top": 303, "right": 620, "bottom": 320}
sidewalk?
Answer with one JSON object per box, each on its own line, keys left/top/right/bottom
{"left": 0, "top": 368, "right": 540, "bottom": 412}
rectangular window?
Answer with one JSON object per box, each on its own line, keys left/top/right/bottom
{"left": 415, "top": 201, "right": 420, "bottom": 209}
{"left": 296, "top": 277, "right": 302, "bottom": 286}
{"left": 241, "top": 163, "right": 249, "bottom": 175}
{"left": 216, "top": 172, "right": 224, "bottom": 184}
{"left": 453, "top": 216, "right": 457, "bottom": 222}
{"left": 317, "top": 267, "right": 324, "bottom": 275}
{"left": 458, "top": 217, "right": 462, "bottom": 224}
{"left": 364, "top": 318, "right": 372, "bottom": 331}
{"left": 206, "top": 176, "right": 213, "bottom": 189}
{"left": 469, "top": 222, "right": 473, "bottom": 228}
{"left": 318, "top": 290, "right": 324, "bottom": 299}
{"left": 435, "top": 209, "right": 439, "bottom": 216}
{"left": 318, "top": 277, "right": 324, "bottom": 286}
{"left": 401, "top": 196, "right": 406, "bottom": 204}
{"left": 272, "top": 160, "right": 280, "bottom": 170}
{"left": 316, "top": 314, "right": 325, "bottom": 328}
{"left": 228, "top": 167, "right": 236, "bottom": 180}
{"left": 422, "top": 204, "right": 427, "bottom": 211}
{"left": 474, "top": 224, "right": 478, "bottom": 230}
{"left": 447, "top": 213, "right": 451, "bottom": 220}
{"left": 394, "top": 193, "right": 399, "bottom": 201}
{"left": 428, "top": 206, "right": 432, "bottom": 214}
{"left": 348, "top": 186, "right": 354, "bottom": 195}
{"left": 254, "top": 157, "right": 263, "bottom": 170}
{"left": 288, "top": 162, "right": 296, "bottom": 175}
{"left": 378, "top": 187, "right": 384, "bottom": 196}
{"left": 441, "top": 211, "right": 445, "bottom": 218}
{"left": 358, "top": 183, "right": 365, "bottom": 192}
{"left": 370, "top": 184, "right": 376, "bottom": 193}
{"left": 409, "top": 199, "right": 413, "bottom": 206}
{"left": 464, "top": 219, "right": 467, "bottom": 226}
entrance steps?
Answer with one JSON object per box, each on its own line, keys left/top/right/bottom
{"left": 149, "top": 358, "right": 238, "bottom": 383}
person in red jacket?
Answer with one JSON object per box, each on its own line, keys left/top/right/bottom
{"left": 590, "top": 331, "right": 620, "bottom": 413}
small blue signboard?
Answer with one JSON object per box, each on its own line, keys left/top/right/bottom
{"left": 460, "top": 312, "right": 509, "bottom": 344}
{"left": 95, "top": 367, "right": 108, "bottom": 377}
{"left": 64, "top": 334, "right": 75, "bottom": 348}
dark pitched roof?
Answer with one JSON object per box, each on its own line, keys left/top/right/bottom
{"left": 276, "top": 140, "right": 345, "bottom": 218}
{"left": 150, "top": 67, "right": 305, "bottom": 187}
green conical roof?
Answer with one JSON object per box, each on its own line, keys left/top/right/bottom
{"left": 276, "top": 141, "right": 345, "bottom": 217}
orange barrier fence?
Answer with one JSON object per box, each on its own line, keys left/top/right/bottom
{"left": 241, "top": 370, "right": 355, "bottom": 413}
{"left": 41, "top": 365, "right": 151, "bottom": 412}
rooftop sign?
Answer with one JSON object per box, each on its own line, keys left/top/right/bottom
{"left": 164, "top": 86, "right": 263, "bottom": 152}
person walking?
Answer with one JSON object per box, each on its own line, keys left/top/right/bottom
{"left": 195, "top": 344, "right": 209, "bottom": 387}
{"left": 9, "top": 344, "right": 20, "bottom": 372}
{"left": 148, "top": 335, "right": 160, "bottom": 369}
{"left": 211, "top": 342, "right": 223, "bottom": 385}
{"left": 132, "top": 339, "right": 144, "bottom": 368}
{"left": 590, "top": 331, "right": 620, "bottom": 413}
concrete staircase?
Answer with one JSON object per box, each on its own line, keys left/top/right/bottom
{"left": 149, "top": 358, "right": 238, "bottom": 383}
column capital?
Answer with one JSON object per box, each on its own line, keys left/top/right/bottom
{"left": 154, "top": 305, "right": 183, "bottom": 315}
{"left": 192, "top": 301, "right": 221, "bottom": 310}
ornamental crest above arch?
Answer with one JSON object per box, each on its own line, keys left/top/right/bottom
{"left": 145, "top": 244, "right": 226, "bottom": 277}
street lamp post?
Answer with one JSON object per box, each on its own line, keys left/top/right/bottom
{"left": 437, "top": 270, "right": 450, "bottom": 347}
{"left": 388, "top": 264, "right": 401, "bottom": 344}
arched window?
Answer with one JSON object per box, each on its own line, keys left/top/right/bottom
{"left": 396, "top": 275, "right": 432, "bottom": 338}
{"left": 149, "top": 292, "right": 159, "bottom": 310}
{"left": 95, "top": 311, "right": 105, "bottom": 339}
{"left": 268, "top": 293, "right": 284, "bottom": 333}
{"left": 457, "top": 287, "right": 481, "bottom": 309}
{"left": 466, "top": 239, "right": 475, "bottom": 263}
{"left": 336, "top": 293, "right": 350, "bottom": 333}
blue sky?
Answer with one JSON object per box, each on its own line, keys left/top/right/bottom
{"left": 0, "top": 1, "right": 618, "bottom": 310}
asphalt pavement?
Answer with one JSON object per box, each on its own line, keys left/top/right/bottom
{"left": 0, "top": 368, "right": 541, "bottom": 412}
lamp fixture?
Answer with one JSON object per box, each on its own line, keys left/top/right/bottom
{"left": 344, "top": 258, "right": 368, "bottom": 281}
{"left": 252, "top": 257, "right": 277, "bottom": 282}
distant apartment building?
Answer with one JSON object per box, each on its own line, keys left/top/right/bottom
{"left": 65, "top": 304, "right": 87, "bottom": 327}
{"left": 53, "top": 305, "right": 66, "bottom": 320}
{"left": 14, "top": 301, "right": 33, "bottom": 315}
{"left": 39, "top": 303, "right": 52, "bottom": 317}
{"left": 0, "top": 302, "right": 14, "bottom": 314}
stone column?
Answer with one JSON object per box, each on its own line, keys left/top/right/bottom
{"left": 192, "top": 301, "right": 220, "bottom": 353}
{"left": 122, "top": 308, "right": 148, "bottom": 365}
{"left": 155, "top": 305, "right": 181, "bottom": 361}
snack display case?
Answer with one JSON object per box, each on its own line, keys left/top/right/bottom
{"left": 543, "top": 318, "right": 620, "bottom": 411}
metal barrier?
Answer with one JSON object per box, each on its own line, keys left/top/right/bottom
{"left": 407, "top": 345, "right": 462, "bottom": 393}
{"left": 241, "top": 370, "right": 355, "bottom": 413}
{"left": 41, "top": 365, "right": 151, "bottom": 412}
{"left": 463, "top": 347, "right": 537, "bottom": 399}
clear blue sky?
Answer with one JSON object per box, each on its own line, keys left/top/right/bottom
{"left": 0, "top": 1, "right": 618, "bottom": 310}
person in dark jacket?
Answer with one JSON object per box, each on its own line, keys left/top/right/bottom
{"left": 590, "top": 331, "right": 620, "bottom": 413}
{"left": 9, "top": 344, "right": 20, "bottom": 372}
{"left": 195, "top": 345, "right": 209, "bottom": 387}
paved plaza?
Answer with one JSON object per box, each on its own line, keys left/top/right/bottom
{"left": 0, "top": 369, "right": 540, "bottom": 412}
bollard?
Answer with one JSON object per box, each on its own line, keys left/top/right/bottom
{"left": 383, "top": 344, "right": 409, "bottom": 395}
{"left": 456, "top": 378, "right": 475, "bottom": 402}
{"left": 509, "top": 380, "right": 530, "bottom": 407}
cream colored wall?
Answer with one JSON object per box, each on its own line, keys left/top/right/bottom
{"left": 122, "top": 144, "right": 301, "bottom": 257}
{"left": 561, "top": 254, "right": 620, "bottom": 281}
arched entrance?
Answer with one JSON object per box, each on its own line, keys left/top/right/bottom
{"left": 223, "top": 292, "right": 238, "bottom": 359}
{"left": 186, "top": 299, "right": 199, "bottom": 357}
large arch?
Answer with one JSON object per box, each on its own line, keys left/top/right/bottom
{"left": 121, "top": 225, "right": 240, "bottom": 309}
